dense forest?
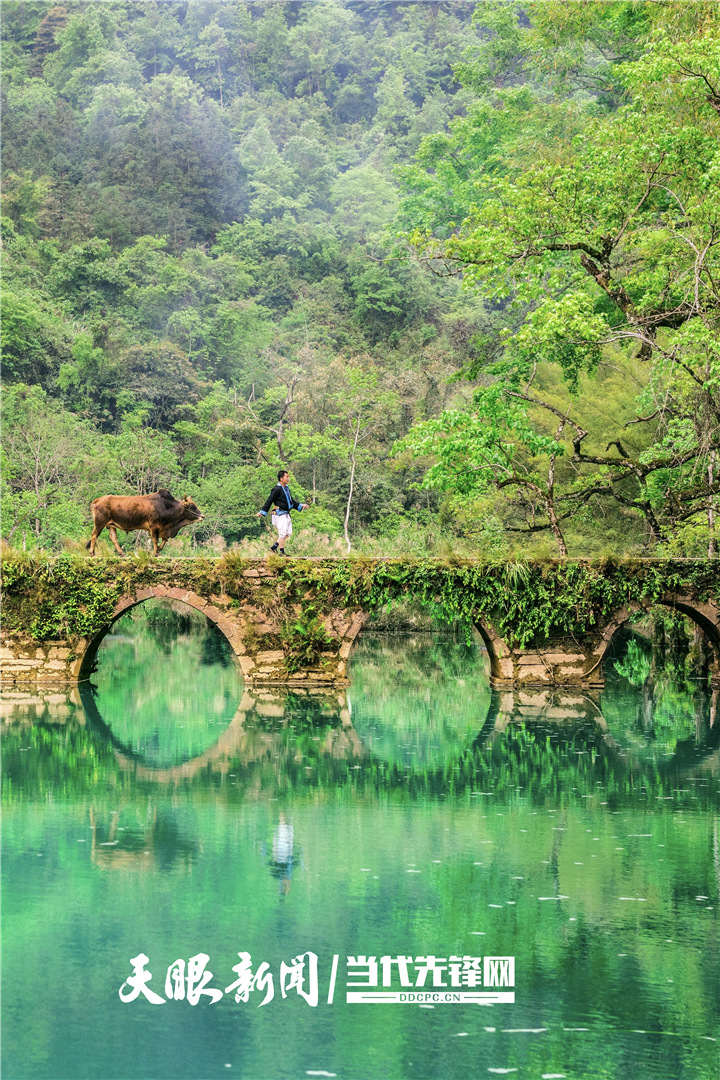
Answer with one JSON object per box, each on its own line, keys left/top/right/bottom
{"left": 2, "top": 0, "right": 719, "bottom": 558}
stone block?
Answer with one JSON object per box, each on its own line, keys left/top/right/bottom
{"left": 111, "top": 598, "right": 135, "bottom": 618}
{"left": 545, "top": 707, "right": 584, "bottom": 720}
{"left": 255, "top": 703, "right": 285, "bottom": 718}
{"left": 224, "top": 636, "right": 245, "bottom": 655}
{"left": 45, "top": 660, "right": 70, "bottom": 671}
{"left": 255, "top": 651, "right": 284, "bottom": 664}
{"left": 160, "top": 588, "right": 199, "bottom": 607}
{"left": 203, "top": 605, "right": 225, "bottom": 623}
{"left": 516, "top": 668, "right": 552, "bottom": 683}
{"left": 517, "top": 691, "right": 551, "bottom": 708}
{"left": 540, "top": 652, "right": 587, "bottom": 664}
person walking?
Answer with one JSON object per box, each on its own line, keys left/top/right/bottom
{"left": 256, "top": 470, "right": 308, "bottom": 555}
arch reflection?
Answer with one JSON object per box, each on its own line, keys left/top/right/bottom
{"left": 84, "top": 598, "right": 243, "bottom": 768}
{"left": 73, "top": 626, "right": 719, "bottom": 788}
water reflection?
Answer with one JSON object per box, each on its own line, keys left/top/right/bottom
{"left": 347, "top": 630, "right": 491, "bottom": 767}
{"left": 89, "top": 805, "right": 199, "bottom": 874}
{"left": 39, "top": 609, "right": 714, "bottom": 787}
{"left": 5, "top": 685, "right": 716, "bottom": 808}
{"left": 265, "top": 812, "right": 296, "bottom": 895}
{"left": 85, "top": 599, "right": 243, "bottom": 768}
{"left": 603, "top": 628, "right": 718, "bottom": 755}
{"left": 3, "top": 629, "right": 719, "bottom": 1080}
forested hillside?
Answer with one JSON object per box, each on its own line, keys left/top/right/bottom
{"left": 2, "top": 1, "right": 719, "bottom": 558}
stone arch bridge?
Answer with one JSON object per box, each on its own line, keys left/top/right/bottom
{"left": 2, "top": 556, "right": 719, "bottom": 689}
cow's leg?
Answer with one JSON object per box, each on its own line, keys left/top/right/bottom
{"left": 151, "top": 529, "right": 161, "bottom": 557}
{"left": 156, "top": 536, "right": 167, "bottom": 553}
{"left": 87, "top": 524, "right": 102, "bottom": 555}
{"left": 106, "top": 524, "right": 125, "bottom": 557}
{"left": 87, "top": 514, "right": 106, "bottom": 555}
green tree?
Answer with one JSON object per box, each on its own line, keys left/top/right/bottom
{"left": 399, "top": 3, "right": 720, "bottom": 554}
{"left": 330, "top": 362, "right": 397, "bottom": 552}
{"left": 0, "top": 384, "right": 105, "bottom": 547}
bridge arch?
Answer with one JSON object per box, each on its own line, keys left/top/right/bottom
{"left": 337, "top": 607, "right": 509, "bottom": 686}
{"left": 74, "top": 586, "right": 249, "bottom": 682}
{"left": 593, "top": 592, "right": 720, "bottom": 684}
{"left": 474, "top": 616, "right": 514, "bottom": 685}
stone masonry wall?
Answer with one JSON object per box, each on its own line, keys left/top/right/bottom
{"left": 3, "top": 559, "right": 719, "bottom": 691}
{"left": 1, "top": 635, "right": 79, "bottom": 685}
{"left": 1, "top": 567, "right": 369, "bottom": 689}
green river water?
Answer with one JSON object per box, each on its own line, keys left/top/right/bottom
{"left": 2, "top": 601, "right": 718, "bottom": 1080}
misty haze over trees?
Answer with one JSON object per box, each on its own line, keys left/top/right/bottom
{"left": 2, "top": 1, "right": 719, "bottom": 557}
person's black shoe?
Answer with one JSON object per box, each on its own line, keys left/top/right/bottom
{"left": 278, "top": 549, "right": 286, "bottom": 556}
{"left": 270, "top": 542, "right": 279, "bottom": 553}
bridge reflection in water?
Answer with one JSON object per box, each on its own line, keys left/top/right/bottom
{"left": 113, "top": 687, "right": 716, "bottom": 779}
{"left": 3, "top": 676, "right": 713, "bottom": 787}
{"left": 4, "top": 651, "right": 718, "bottom": 1080}
{"left": 2, "top": 677, "right": 717, "bottom": 881}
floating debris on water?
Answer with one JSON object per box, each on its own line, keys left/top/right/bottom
{"left": 502, "top": 1028, "right": 546, "bottom": 1034}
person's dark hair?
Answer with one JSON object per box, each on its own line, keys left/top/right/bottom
{"left": 277, "top": 470, "right": 289, "bottom": 481}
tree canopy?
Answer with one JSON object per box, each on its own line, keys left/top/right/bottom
{"left": 397, "top": 0, "right": 720, "bottom": 555}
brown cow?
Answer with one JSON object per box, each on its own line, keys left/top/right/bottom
{"left": 86, "top": 489, "right": 204, "bottom": 557}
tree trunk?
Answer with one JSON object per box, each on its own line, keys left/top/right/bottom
{"left": 546, "top": 445, "right": 568, "bottom": 557}
{"left": 545, "top": 497, "right": 568, "bottom": 556}
{"left": 344, "top": 418, "right": 361, "bottom": 554}
{"left": 709, "top": 451, "right": 717, "bottom": 556}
